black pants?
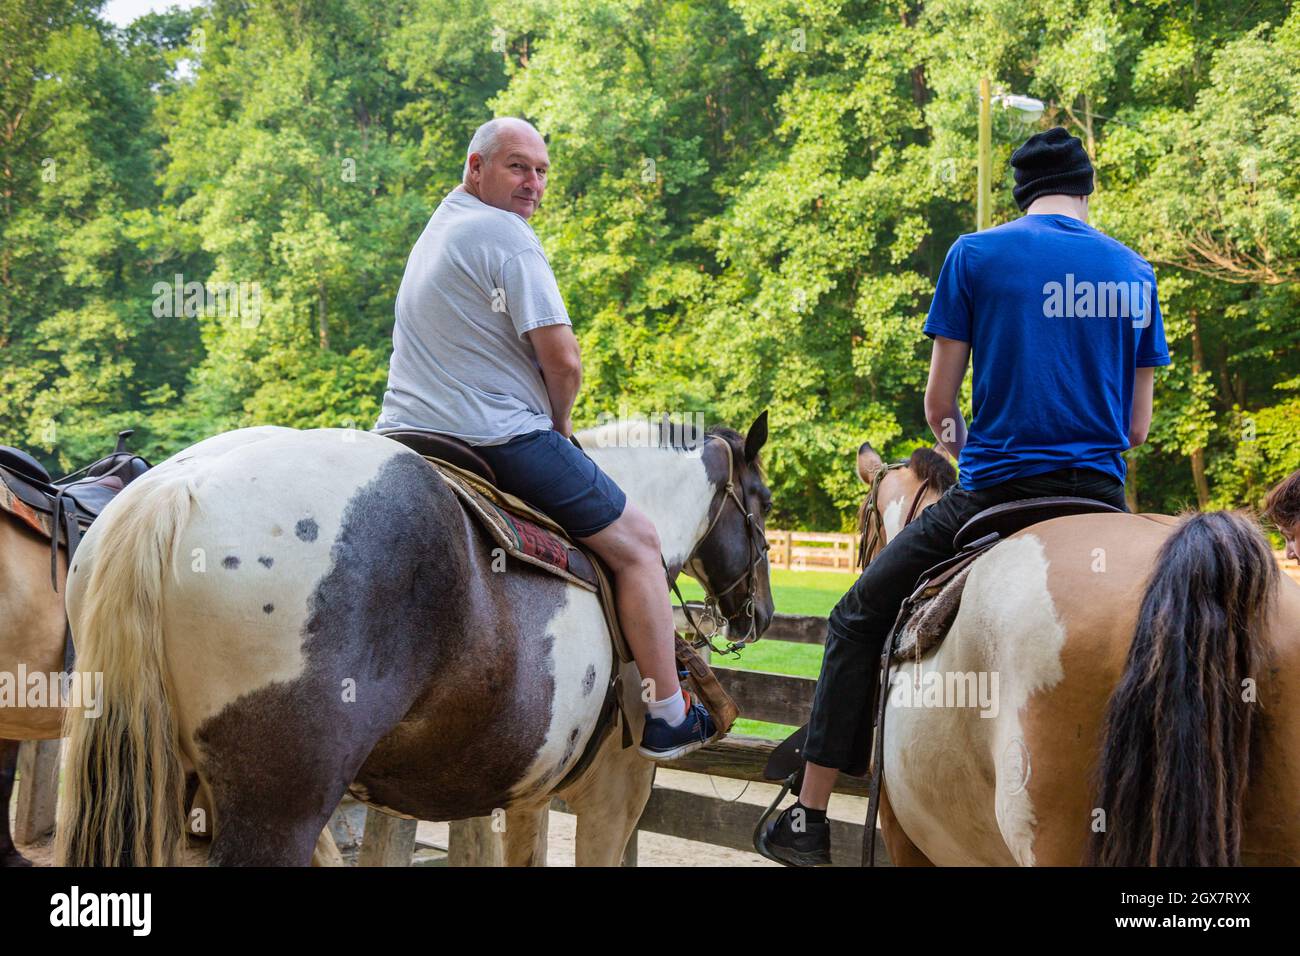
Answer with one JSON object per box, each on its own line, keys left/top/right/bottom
{"left": 804, "top": 466, "right": 1129, "bottom": 773}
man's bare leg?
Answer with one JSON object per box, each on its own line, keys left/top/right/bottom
{"left": 578, "top": 503, "right": 681, "bottom": 704}
{"left": 798, "top": 763, "right": 837, "bottom": 811}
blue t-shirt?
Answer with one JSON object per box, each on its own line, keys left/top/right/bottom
{"left": 923, "top": 214, "right": 1171, "bottom": 490}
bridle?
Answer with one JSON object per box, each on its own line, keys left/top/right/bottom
{"left": 668, "top": 436, "right": 769, "bottom": 657}
{"left": 856, "top": 460, "right": 932, "bottom": 570}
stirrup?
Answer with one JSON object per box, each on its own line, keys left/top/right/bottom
{"left": 752, "top": 769, "right": 802, "bottom": 853}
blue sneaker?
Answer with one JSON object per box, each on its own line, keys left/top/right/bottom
{"left": 638, "top": 695, "right": 719, "bottom": 761}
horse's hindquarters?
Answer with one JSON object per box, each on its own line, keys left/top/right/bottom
{"left": 884, "top": 515, "right": 1172, "bottom": 866}
{"left": 134, "top": 427, "right": 613, "bottom": 858}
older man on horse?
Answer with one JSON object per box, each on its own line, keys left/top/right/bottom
{"left": 757, "top": 127, "right": 1172, "bottom": 865}
{"left": 375, "top": 116, "right": 716, "bottom": 760}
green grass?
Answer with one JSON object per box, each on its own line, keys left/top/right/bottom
{"left": 675, "top": 568, "right": 855, "bottom": 739}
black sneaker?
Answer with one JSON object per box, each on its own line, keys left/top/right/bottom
{"left": 754, "top": 802, "right": 832, "bottom": 867}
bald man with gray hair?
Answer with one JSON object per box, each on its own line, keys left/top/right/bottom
{"left": 376, "top": 117, "right": 718, "bottom": 760}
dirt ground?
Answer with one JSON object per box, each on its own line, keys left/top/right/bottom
{"left": 11, "top": 767, "right": 868, "bottom": 867}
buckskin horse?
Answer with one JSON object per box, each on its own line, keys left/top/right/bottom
{"left": 855, "top": 447, "right": 956, "bottom": 569}
{"left": 876, "top": 509, "right": 1300, "bottom": 865}
{"left": 57, "top": 415, "right": 772, "bottom": 866}
{"left": 0, "top": 434, "right": 150, "bottom": 866}
{"left": 0, "top": 512, "right": 65, "bottom": 867}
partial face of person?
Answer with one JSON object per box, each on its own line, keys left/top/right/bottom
{"left": 467, "top": 129, "right": 549, "bottom": 219}
{"left": 1284, "top": 524, "right": 1298, "bottom": 562}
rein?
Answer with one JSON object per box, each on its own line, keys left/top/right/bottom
{"left": 668, "top": 436, "right": 769, "bottom": 658}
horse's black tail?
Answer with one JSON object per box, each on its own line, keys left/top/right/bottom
{"left": 1087, "top": 511, "right": 1277, "bottom": 866}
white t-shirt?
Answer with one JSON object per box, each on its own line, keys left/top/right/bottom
{"left": 375, "top": 187, "right": 572, "bottom": 445}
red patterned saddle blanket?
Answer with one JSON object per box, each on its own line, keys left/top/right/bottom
{"left": 426, "top": 457, "right": 601, "bottom": 591}
{"left": 420, "top": 456, "right": 629, "bottom": 664}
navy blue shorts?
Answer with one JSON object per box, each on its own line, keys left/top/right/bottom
{"left": 475, "top": 429, "right": 627, "bottom": 538}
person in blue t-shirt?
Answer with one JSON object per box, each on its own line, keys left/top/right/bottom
{"left": 756, "top": 127, "right": 1171, "bottom": 867}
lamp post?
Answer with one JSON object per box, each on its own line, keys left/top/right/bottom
{"left": 977, "top": 78, "right": 992, "bottom": 232}
{"left": 976, "top": 80, "right": 1045, "bottom": 231}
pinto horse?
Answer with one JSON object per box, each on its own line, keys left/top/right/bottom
{"left": 877, "top": 509, "right": 1300, "bottom": 866}
{"left": 57, "top": 416, "right": 773, "bottom": 866}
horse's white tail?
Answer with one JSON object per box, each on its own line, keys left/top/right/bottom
{"left": 56, "top": 472, "right": 195, "bottom": 866}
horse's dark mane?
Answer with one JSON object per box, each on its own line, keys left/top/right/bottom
{"left": 908, "top": 447, "right": 955, "bottom": 492}
{"left": 578, "top": 417, "right": 763, "bottom": 476}
{"left": 705, "top": 424, "right": 764, "bottom": 478}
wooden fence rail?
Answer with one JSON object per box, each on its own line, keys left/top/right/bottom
{"left": 766, "top": 529, "right": 858, "bottom": 572}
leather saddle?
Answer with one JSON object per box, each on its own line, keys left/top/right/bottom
{"left": 376, "top": 426, "right": 601, "bottom": 589}
{"left": 375, "top": 428, "right": 497, "bottom": 484}
{"left": 1, "top": 429, "right": 152, "bottom": 671}
{"left": 0, "top": 429, "right": 152, "bottom": 587}
{"left": 891, "top": 495, "right": 1125, "bottom": 662}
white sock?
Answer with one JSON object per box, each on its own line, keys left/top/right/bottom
{"left": 647, "top": 688, "right": 688, "bottom": 727}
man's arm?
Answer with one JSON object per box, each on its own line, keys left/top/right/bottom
{"left": 924, "top": 335, "right": 971, "bottom": 460}
{"left": 1129, "top": 366, "right": 1154, "bottom": 448}
{"left": 528, "top": 323, "right": 582, "bottom": 436}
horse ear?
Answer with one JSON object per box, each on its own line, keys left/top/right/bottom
{"left": 858, "top": 446, "right": 884, "bottom": 485}
{"left": 743, "top": 410, "right": 769, "bottom": 462}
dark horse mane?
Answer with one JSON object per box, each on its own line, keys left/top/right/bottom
{"left": 704, "top": 424, "right": 764, "bottom": 478}
{"left": 622, "top": 417, "right": 764, "bottom": 478}
{"left": 906, "top": 447, "right": 956, "bottom": 494}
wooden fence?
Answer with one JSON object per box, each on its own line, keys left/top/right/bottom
{"left": 767, "top": 529, "right": 859, "bottom": 572}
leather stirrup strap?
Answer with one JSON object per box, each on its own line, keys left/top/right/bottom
{"left": 862, "top": 587, "right": 920, "bottom": 866}
{"left": 62, "top": 620, "right": 76, "bottom": 674}
{"left": 49, "top": 490, "right": 82, "bottom": 593}
{"left": 51, "top": 490, "right": 82, "bottom": 669}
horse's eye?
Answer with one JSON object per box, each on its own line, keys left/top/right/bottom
{"left": 762, "top": 500, "right": 772, "bottom": 516}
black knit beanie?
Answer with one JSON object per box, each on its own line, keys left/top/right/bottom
{"left": 1010, "top": 127, "right": 1094, "bottom": 210}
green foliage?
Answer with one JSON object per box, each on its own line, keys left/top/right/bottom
{"left": 1, "top": 0, "right": 1297, "bottom": 526}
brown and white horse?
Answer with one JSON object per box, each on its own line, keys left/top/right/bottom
{"left": 1, "top": 471, "right": 361, "bottom": 867}
{"left": 878, "top": 509, "right": 1300, "bottom": 865}
{"left": 56, "top": 417, "right": 772, "bottom": 866}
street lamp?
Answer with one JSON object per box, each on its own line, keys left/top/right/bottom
{"left": 977, "top": 80, "right": 1046, "bottom": 231}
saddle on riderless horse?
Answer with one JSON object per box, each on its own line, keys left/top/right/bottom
{"left": 757, "top": 494, "right": 1124, "bottom": 865}
{"left": 0, "top": 429, "right": 152, "bottom": 669}
{"left": 0, "top": 430, "right": 152, "bottom": 590}
{"left": 378, "top": 427, "right": 740, "bottom": 784}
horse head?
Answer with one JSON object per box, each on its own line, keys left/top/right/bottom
{"left": 856, "top": 446, "right": 956, "bottom": 568}
{"left": 679, "top": 411, "right": 774, "bottom": 648}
